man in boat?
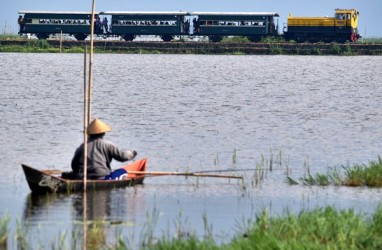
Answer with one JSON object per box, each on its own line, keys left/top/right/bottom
{"left": 69, "top": 118, "right": 137, "bottom": 180}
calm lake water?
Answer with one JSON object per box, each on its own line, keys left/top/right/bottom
{"left": 1, "top": 53, "right": 382, "bottom": 248}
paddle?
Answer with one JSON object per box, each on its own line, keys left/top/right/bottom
{"left": 41, "top": 169, "right": 242, "bottom": 179}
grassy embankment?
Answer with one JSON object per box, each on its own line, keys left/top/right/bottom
{"left": 1, "top": 34, "right": 382, "bottom": 55}
{"left": 0, "top": 35, "right": 84, "bottom": 53}
{"left": 1, "top": 205, "right": 382, "bottom": 249}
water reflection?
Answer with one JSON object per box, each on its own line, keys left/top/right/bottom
{"left": 72, "top": 188, "right": 146, "bottom": 222}
{"left": 24, "top": 188, "right": 147, "bottom": 223}
{"left": 23, "top": 192, "right": 69, "bottom": 222}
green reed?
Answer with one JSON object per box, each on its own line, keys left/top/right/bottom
{"left": 343, "top": 156, "right": 382, "bottom": 187}
{"left": 226, "top": 206, "right": 382, "bottom": 250}
{"left": 16, "top": 218, "right": 29, "bottom": 250}
{"left": 289, "top": 156, "right": 382, "bottom": 187}
{"left": 3, "top": 205, "right": 382, "bottom": 249}
{"left": 0, "top": 214, "right": 10, "bottom": 248}
{"left": 141, "top": 206, "right": 382, "bottom": 250}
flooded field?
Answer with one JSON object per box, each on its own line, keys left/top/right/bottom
{"left": 0, "top": 53, "right": 381, "bottom": 248}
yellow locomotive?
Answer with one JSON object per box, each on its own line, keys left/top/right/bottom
{"left": 284, "top": 9, "right": 360, "bottom": 43}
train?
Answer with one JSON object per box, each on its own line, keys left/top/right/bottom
{"left": 17, "top": 9, "right": 360, "bottom": 43}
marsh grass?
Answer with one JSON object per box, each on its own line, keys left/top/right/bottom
{"left": 342, "top": 157, "right": 382, "bottom": 187}
{"left": 0, "top": 214, "right": 10, "bottom": 248}
{"left": 240, "top": 149, "right": 289, "bottom": 188}
{"left": 141, "top": 206, "right": 382, "bottom": 250}
{"left": 86, "top": 221, "right": 107, "bottom": 250}
{"left": 226, "top": 206, "right": 382, "bottom": 250}
{"left": 290, "top": 156, "right": 382, "bottom": 187}
{"left": 2, "top": 205, "right": 382, "bottom": 249}
{"left": 16, "top": 218, "right": 29, "bottom": 249}
{"left": 140, "top": 207, "right": 161, "bottom": 247}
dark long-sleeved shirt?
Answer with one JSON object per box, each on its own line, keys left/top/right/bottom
{"left": 71, "top": 137, "right": 135, "bottom": 179}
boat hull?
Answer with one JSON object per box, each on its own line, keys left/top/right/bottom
{"left": 22, "top": 158, "right": 147, "bottom": 194}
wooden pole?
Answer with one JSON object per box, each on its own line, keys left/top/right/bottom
{"left": 128, "top": 170, "right": 243, "bottom": 179}
{"left": 88, "top": 0, "right": 96, "bottom": 125}
{"left": 83, "top": 45, "right": 88, "bottom": 191}
{"left": 83, "top": 0, "right": 96, "bottom": 193}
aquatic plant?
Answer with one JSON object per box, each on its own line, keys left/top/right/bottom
{"left": 232, "top": 149, "right": 237, "bottom": 166}
{"left": 139, "top": 205, "right": 382, "bottom": 250}
{"left": 290, "top": 156, "right": 382, "bottom": 187}
{"left": 226, "top": 206, "right": 382, "bottom": 250}
{"left": 3, "top": 205, "right": 382, "bottom": 249}
{"left": 173, "top": 211, "right": 194, "bottom": 240}
{"left": 343, "top": 157, "right": 382, "bottom": 187}
{"left": 202, "top": 212, "right": 213, "bottom": 240}
{"left": 51, "top": 230, "right": 67, "bottom": 250}
{"left": 87, "top": 221, "right": 107, "bottom": 250}
{"left": 15, "top": 218, "right": 29, "bottom": 250}
{"left": 0, "top": 214, "right": 10, "bottom": 248}
{"left": 140, "top": 207, "right": 161, "bottom": 248}
{"left": 250, "top": 163, "right": 265, "bottom": 187}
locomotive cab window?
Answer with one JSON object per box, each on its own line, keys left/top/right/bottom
{"left": 335, "top": 13, "right": 350, "bottom": 20}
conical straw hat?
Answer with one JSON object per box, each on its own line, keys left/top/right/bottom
{"left": 87, "top": 118, "right": 112, "bottom": 135}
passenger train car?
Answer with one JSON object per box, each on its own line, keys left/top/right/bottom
{"left": 105, "top": 11, "right": 188, "bottom": 41}
{"left": 190, "top": 12, "right": 278, "bottom": 42}
{"left": 18, "top": 11, "right": 94, "bottom": 40}
{"left": 17, "top": 9, "right": 360, "bottom": 43}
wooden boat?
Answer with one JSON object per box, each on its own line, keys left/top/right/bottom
{"left": 22, "top": 158, "right": 147, "bottom": 194}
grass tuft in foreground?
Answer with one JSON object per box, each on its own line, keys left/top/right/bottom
{"left": 343, "top": 156, "right": 382, "bottom": 187}
{"left": 144, "top": 206, "right": 382, "bottom": 250}
{"left": 0, "top": 214, "right": 10, "bottom": 248}
{"left": 2, "top": 205, "right": 382, "bottom": 249}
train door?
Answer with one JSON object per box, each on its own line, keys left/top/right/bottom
{"left": 181, "top": 15, "right": 191, "bottom": 35}
{"left": 187, "top": 14, "right": 200, "bottom": 35}
{"left": 268, "top": 15, "right": 278, "bottom": 35}
{"left": 97, "top": 14, "right": 112, "bottom": 34}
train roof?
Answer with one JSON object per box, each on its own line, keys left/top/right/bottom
{"left": 190, "top": 12, "right": 279, "bottom": 17}
{"left": 103, "top": 11, "right": 189, "bottom": 15}
{"left": 18, "top": 10, "right": 279, "bottom": 17}
{"left": 18, "top": 11, "right": 95, "bottom": 15}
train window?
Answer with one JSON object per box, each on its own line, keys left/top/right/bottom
{"left": 37, "top": 19, "right": 89, "bottom": 25}
{"left": 196, "top": 20, "right": 266, "bottom": 27}
{"left": 114, "top": 20, "right": 176, "bottom": 26}
{"left": 336, "top": 13, "right": 344, "bottom": 20}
